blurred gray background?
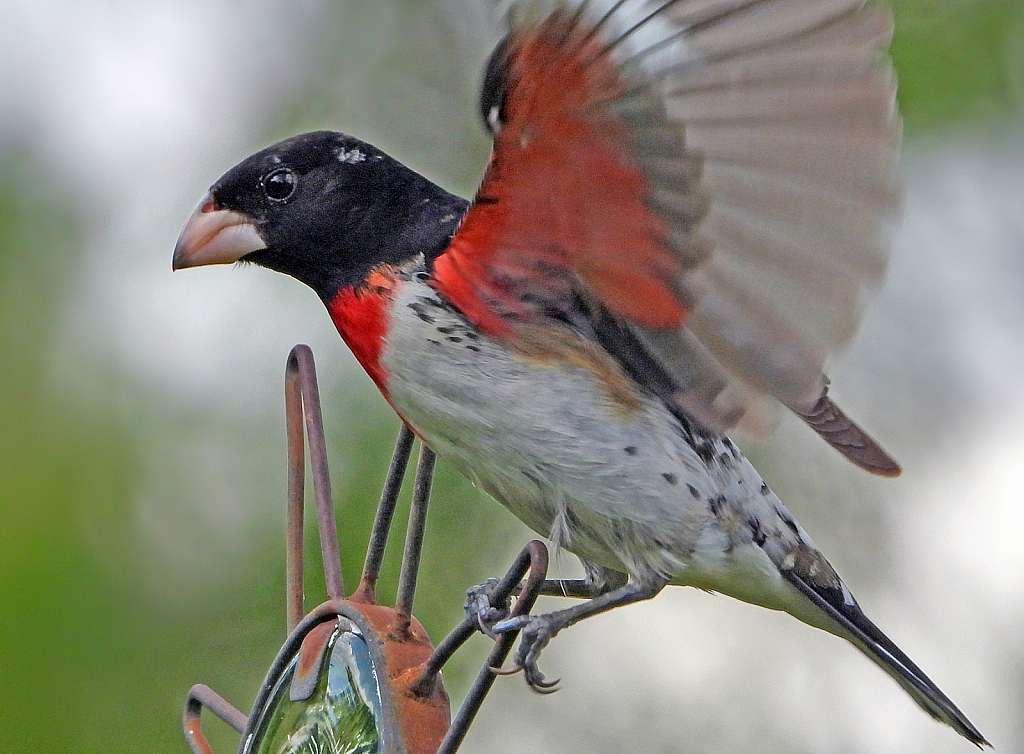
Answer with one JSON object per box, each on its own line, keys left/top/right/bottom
{"left": 0, "top": 1, "right": 1022, "bottom": 752}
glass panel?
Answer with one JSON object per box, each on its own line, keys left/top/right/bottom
{"left": 246, "top": 622, "right": 384, "bottom": 754}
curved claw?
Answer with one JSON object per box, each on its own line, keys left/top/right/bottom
{"left": 530, "top": 674, "right": 559, "bottom": 689}
{"left": 493, "top": 612, "right": 564, "bottom": 693}
{"left": 492, "top": 655, "right": 560, "bottom": 692}
{"left": 518, "top": 643, "right": 560, "bottom": 694}
{"left": 476, "top": 614, "right": 498, "bottom": 640}
{"left": 489, "top": 663, "right": 523, "bottom": 677}
{"left": 524, "top": 671, "right": 560, "bottom": 694}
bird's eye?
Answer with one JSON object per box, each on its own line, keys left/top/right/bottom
{"left": 263, "top": 168, "right": 297, "bottom": 202}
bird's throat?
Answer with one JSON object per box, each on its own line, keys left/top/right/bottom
{"left": 326, "top": 270, "right": 400, "bottom": 395}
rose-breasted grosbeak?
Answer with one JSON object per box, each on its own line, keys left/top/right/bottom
{"left": 173, "top": 0, "right": 986, "bottom": 744}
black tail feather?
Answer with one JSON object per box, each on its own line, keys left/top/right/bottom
{"left": 782, "top": 569, "right": 989, "bottom": 747}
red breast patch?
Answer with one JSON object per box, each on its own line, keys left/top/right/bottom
{"left": 327, "top": 266, "right": 400, "bottom": 395}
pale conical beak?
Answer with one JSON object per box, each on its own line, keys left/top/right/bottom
{"left": 172, "top": 194, "right": 267, "bottom": 270}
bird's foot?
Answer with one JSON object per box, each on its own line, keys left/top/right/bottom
{"left": 491, "top": 612, "right": 562, "bottom": 693}
{"left": 489, "top": 577, "right": 665, "bottom": 694}
{"left": 464, "top": 578, "right": 510, "bottom": 639}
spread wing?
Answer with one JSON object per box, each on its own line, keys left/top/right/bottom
{"left": 432, "top": 0, "right": 901, "bottom": 475}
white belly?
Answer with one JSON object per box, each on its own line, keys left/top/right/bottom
{"left": 379, "top": 275, "right": 795, "bottom": 589}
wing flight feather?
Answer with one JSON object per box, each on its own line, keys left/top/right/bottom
{"left": 435, "top": 0, "right": 901, "bottom": 474}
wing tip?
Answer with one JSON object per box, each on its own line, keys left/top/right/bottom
{"left": 795, "top": 394, "right": 901, "bottom": 476}
{"left": 869, "top": 455, "right": 902, "bottom": 477}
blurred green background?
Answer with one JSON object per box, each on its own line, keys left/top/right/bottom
{"left": 1, "top": 1, "right": 1022, "bottom": 753}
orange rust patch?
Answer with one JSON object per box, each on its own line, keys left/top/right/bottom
{"left": 355, "top": 601, "right": 450, "bottom": 754}
{"left": 433, "top": 10, "right": 687, "bottom": 337}
{"left": 295, "top": 620, "right": 337, "bottom": 678}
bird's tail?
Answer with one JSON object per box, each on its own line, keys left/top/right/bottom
{"left": 781, "top": 569, "right": 989, "bottom": 747}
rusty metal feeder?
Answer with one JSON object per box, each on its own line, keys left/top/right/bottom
{"left": 182, "top": 345, "right": 548, "bottom": 754}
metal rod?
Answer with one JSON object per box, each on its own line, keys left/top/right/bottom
{"left": 434, "top": 541, "right": 549, "bottom": 754}
{"left": 284, "top": 347, "right": 307, "bottom": 632}
{"left": 536, "top": 578, "right": 607, "bottom": 599}
{"left": 410, "top": 621, "right": 478, "bottom": 696}
{"left": 183, "top": 684, "right": 248, "bottom": 754}
{"left": 352, "top": 423, "right": 416, "bottom": 603}
{"left": 288, "top": 345, "right": 345, "bottom": 601}
{"left": 411, "top": 540, "right": 549, "bottom": 696}
{"left": 393, "top": 444, "right": 436, "bottom": 636}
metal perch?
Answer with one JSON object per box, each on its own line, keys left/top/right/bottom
{"left": 182, "top": 345, "right": 549, "bottom": 754}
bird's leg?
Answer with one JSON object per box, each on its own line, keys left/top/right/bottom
{"left": 467, "top": 561, "right": 628, "bottom": 637}
{"left": 535, "top": 561, "right": 628, "bottom": 599}
{"left": 491, "top": 576, "right": 667, "bottom": 692}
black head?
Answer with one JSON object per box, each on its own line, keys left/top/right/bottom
{"left": 480, "top": 36, "right": 512, "bottom": 135}
{"left": 173, "top": 130, "right": 467, "bottom": 301}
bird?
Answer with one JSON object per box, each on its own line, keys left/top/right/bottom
{"left": 173, "top": 0, "right": 987, "bottom": 745}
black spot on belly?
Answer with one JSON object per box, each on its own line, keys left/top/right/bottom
{"left": 691, "top": 438, "right": 716, "bottom": 465}
{"left": 776, "top": 505, "right": 800, "bottom": 535}
{"left": 687, "top": 484, "right": 699, "bottom": 498}
{"left": 447, "top": 336, "right": 463, "bottom": 343}
{"left": 749, "top": 516, "right": 767, "bottom": 547}
{"left": 416, "top": 294, "right": 447, "bottom": 310}
{"left": 409, "top": 301, "right": 436, "bottom": 323}
{"left": 708, "top": 494, "right": 725, "bottom": 515}
{"left": 466, "top": 344, "right": 481, "bottom": 352}
{"left": 662, "top": 472, "right": 678, "bottom": 485}
{"left": 624, "top": 446, "right": 638, "bottom": 456}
